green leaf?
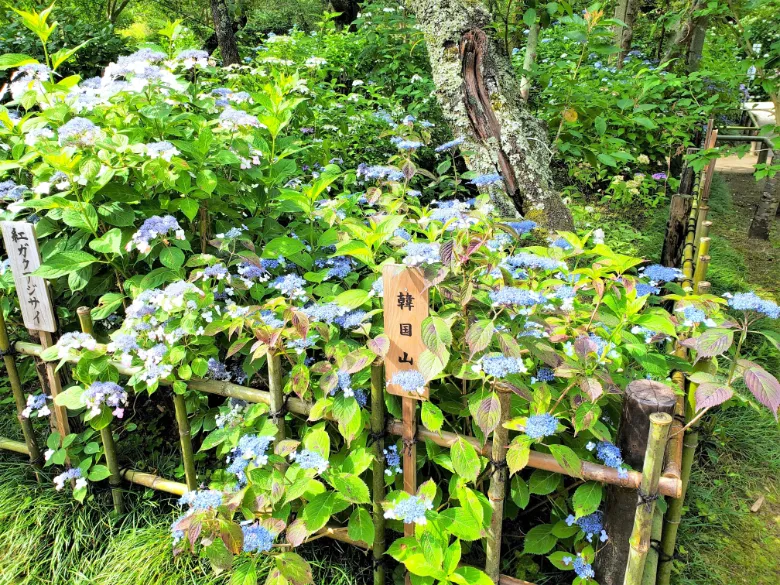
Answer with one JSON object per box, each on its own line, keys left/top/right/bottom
{"left": 347, "top": 508, "right": 374, "bottom": 546}
{"left": 634, "top": 313, "right": 677, "bottom": 337}
{"left": 421, "top": 402, "right": 444, "bottom": 432}
{"left": 421, "top": 316, "right": 452, "bottom": 360}
{"left": 179, "top": 198, "right": 199, "bottom": 221}
{"left": 264, "top": 237, "right": 306, "bottom": 258}
{"left": 548, "top": 444, "right": 582, "bottom": 478}
{"left": 196, "top": 169, "right": 218, "bottom": 194}
{"left": 522, "top": 7, "right": 537, "bottom": 26}
{"left": 597, "top": 153, "right": 617, "bottom": 167}
{"left": 34, "top": 251, "right": 98, "bottom": 278}
{"left": 160, "top": 247, "right": 185, "bottom": 270}
{"left": 572, "top": 482, "right": 603, "bottom": 516}
{"left": 274, "top": 553, "right": 313, "bottom": 585}
{"left": 87, "top": 464, "right": 111, "bottom": 481}
{"left": 0, "top": 53, "right": 39, "bottom": 70}
{"left": 594, "top": 116, "right": 607, "bottom": 135}
{"left": 510, "top": 475, "right": 530, "bottom": 509}
{"left": 506, "top": 435, "right": 532, "bottom": 475}
{"left": 473, "top": 392, "right": 501, "bottom": 437}
{"left": 438, "top": 507, "right": 483, "bottom": 541}
{"left": 529, "top": 470, "right": 560, "bottom": 495}
{"left": 329, "top": 473, "right": 370, "bottom": 504}
{"left": 465, "top": 319, "right": 494, "bottom": 357}
{"left": 301, "top": 492, "right": 337, "bottom": 533}
{"left": 333, "top": 289, "right": 369, "bottom": 310}
{"left": 523, "top": 524, "right": 558, "bottom": 554}
{"left": 89, "top": 228, "right": 124, "bottom": 255}
{"left": 451, "top": 437, "right": 481, "bottom": 484}
{"left": 450, "top": 566, "right": 493, "bottom": 585}
{"left": 91, "top": 293, "right": 125, "bottom": 320}
{"left": 230, "top": 563, "right": 257, "bottom": 585}
{"left": 54, "top": 386, "right": 85, "bottom": 410}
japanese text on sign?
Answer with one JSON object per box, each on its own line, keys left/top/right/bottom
{"left": 382, "top": 264, "right": 429, "bottom": 400}
{"left": 1, "top": 221, "right": 56, "bottom": 332}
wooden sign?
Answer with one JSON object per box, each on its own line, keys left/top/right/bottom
{"left": 382, "top": 264, "right": 429, "bottom": 400}
{"left": 1, "top": 221, "right": 56, "bottom": 332}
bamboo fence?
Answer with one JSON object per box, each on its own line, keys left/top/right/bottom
{"left": 0, "top": 140, "right": 720, "bottom": 585}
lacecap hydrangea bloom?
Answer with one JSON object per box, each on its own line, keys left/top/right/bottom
{"left": 126, "top": 215, "right": 185, "bottom": 253}
{"left": 566, "top": 511, "right": 608, "bottom": 543}
{"left": 22, "top": 393, "right": 50, "bottom": 418}
{"left": 241, "top": 521, "right": 274, "bottom": 553}
{"left": 475, "top": 355, "right": 527, "bottom": 377}
{"left": 402, "top": 242, "right": 440, "bottom": 266}
{"left": 227, "top": 434, "right": 275, "bottom": 484}
{"left": 384, "top": 495, "right": 433, "bottom": 525}
{"left": 84, "top": 381, "right": 128, "bottom": 418}
{"left": 390, "top": 370, "right": 426, "bottom": 395}
{"left": 489, "top": 287, "right": 546, "bottom": 308}
{"left": 58, "top": 117, "right": 102, "bottom": 147}
{"left": 54, "top": 467, "right": 87, "bottom": 491}
{"left": 469, "top": 173, "right": 503, "bottom": 186}
{"left": 724, "top": 292, "right": 779, "bottom": 319}
{"left": 563, "top": 554, "right": 596, "bottom": 579}
{"left": 289, "top": 449, "right": 329, "bottom": 474}
{"left": 524, "top": 413, "right": 559, "bottom": 439}
{"left": 178, "top": 489, "right": 224, "bottom": 511}
{"left": 587, "top": 440, "right": 629, "bottom": 479}
{"left": 640, "top": 264, "right": 684, "bottom": 285}
{"left": 384, "top": 445, "right": 402, "bottom": 477}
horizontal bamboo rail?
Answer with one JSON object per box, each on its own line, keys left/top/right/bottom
{"left": 121, "top": 469, "right": 188, "bottom": 495}
{"left": 13, "top": 341, "right": 683, "bottom": 498}
{"left": 0, "top": 437, "right": 30, "bottom": 455}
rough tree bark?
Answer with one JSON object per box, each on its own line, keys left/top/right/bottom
{"left": 613, "top": 0, "right": 639, "bottom": 68}
{"left": 662, "top": 0, "right": 707, "bottom": 68}
{"left": 748, "top": 151, "right": 779, "bottom": 239}
{"left": 411, "top": 0, "right": 574, "bottom": 230}
{"left": 210, "top": 0, "right": 241, "bottom": 66}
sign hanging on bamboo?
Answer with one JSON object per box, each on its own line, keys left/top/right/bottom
{"left": 0, "top": 221, "right": 56, "bottom": 332}
{"left": 382, "top": 264, "right": 430, "bottom": 400}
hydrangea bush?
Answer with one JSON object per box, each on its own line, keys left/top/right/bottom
{"left": 3, "top": 5, "right": 780, "bottom": 585}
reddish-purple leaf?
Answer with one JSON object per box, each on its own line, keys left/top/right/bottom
{"left": 743, "top": 365, "right": 780, "bottom": 419}
{"left": 286, "top": 519, "right": 308, "bottom": 547}
{"left": 580, "top": 377, "right": 603, "bottom": 402}
{"left": 692, "top": 328, "right": 734, "bottom": 361}
{"left": 574, "top": 336, "right": 599, "bottom": 359}
{"left": 466, "top": 319, "right": 494, "bottom": 357}
{"left": 475, "top": 393, "right": 502, "bottom": 437}
{"left": 440, "top": 239, "right": 454, "bottom": 266}
{"left": 368, "top": 334, "right": 390, "bottom": 358}
{"left": 694, "top": 383, "right": 734, "bottom": 412}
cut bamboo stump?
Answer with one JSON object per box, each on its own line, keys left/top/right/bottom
{"left": 594, "top": 381, "right": 676, "bottom": 585}
{"left": 622, "top": 413, "right": 672, "bottom": 585}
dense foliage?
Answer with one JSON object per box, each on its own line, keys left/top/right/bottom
{"left": 1, "top": 3, "right": 779, "bottom": 585}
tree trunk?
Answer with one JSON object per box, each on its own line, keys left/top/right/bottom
{"left": 662, "top": 0, "right": 706, "bottom": 67}
{"left": 210, "top": 0, "right": 241, "bottom": 66}
{"left": 520, "top": 23, "right": 540, "bottom": 102}
{"left": 411, "top": 0, "right": 573, "bottom": 230}
{"left": 685, "top": 16, "right": 708, "bottom": 72}
{"left": 748, "top": 151, "right": 779, "bottom": 239}
{"left": 613, "top": 0, "right": 639, "bottom": 68}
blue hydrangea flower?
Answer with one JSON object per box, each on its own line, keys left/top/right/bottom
{"left": 563, "top": 554, "right": 595, "bottom": 579}
{"left": 724, "top": 292, "right": 780, "bottom": 319}
{"left": 259, "top": 310, "right": 284, "bottom": 329}
{"left": 356, "top": 164, "right": 404, "bottom": 182}
{"left": 469, "top": 173, "right": 503, "bottom": 186}
{"left": 489, "top": 287, "right": 546, "bottom": 308}
{"left": 503, "top": 253, "right": 565, "bottom": 272}
{"left": 550, "top": 236, "right": 573, "bottom": 250}
{"left": 53, "top": 467, "right": 84, "bottom": 491}
{"left": 302, "top": 302, "right": 349, "bottom": 324}
{"left": 566, "top": 511, "right": 608, "bottom": 543}
{"left": 203, "top": 263, "right": 229, "bottom": 280}
{"left": 334, "top": 310, "right": 368, "bottom": 330}
{"left": 384, "top": 445, "right": 402, "bottom": 477}
{"left": 640, "top": 264, "right": 684, "bottom": 284}
{"left": 290, "top": 449, "right": 329, "bottom": 474}
{"left": 218, "top": 107, "right": 264, "bottom": 130}
{"left": 21, "top": 393, "right": 50, "bottom": 418}
{"left": 371, "top": 277, "right": 384, "bottom": 296}
{"left": 145, "top": 141, "right": 179, "bottom": 161}
{"left": 58, "top": 117, "right": 102, "bottom": 147}
{"left": 178, "top": 489, "right": 224, "bottom": 510}
{"left": 525, "top": 413, "right": 559, "bottom": 439}
{"left": 402, "top": 242, "right": 440, "bottom": 266}
{"left": 84, "top": 381, "right": 128, "bottom": 418}
{"left": 227, "top": 434, "right": 275, "bottom": 484}
{"left": 391, "top": 137, "right": 423, "bottom": 150}
{"left": 316, "top": 256, "right": 354, "bottom": 280}
{"left": 390, "top": 370, "right": 426, "bottom": 395}
{"left": 384, "top": 495, "right": 433, "bottom": 525}
{"left": 271, "top": 274, "right": 307, "bottom": 300}
{"left": 207, "top": 358, "right": 231, "bottom": 381}
{"left": 241, "top": 522, "right": 274, "bottom": 552}
{"left": 478, "top": 355, "right": 527, "bottom": 377}
{"left": 532, "top": 368, "right": 555, "bottom": 384}
{"left": 434, "top": 137, "right": 464, "bottom": 152}
{"left": 636, "top": 283, "right": 661, "bottom": 297}
{"left": 394, "top": 228, "right": 412, "bottom": 241}
{"left": 0, "top": 179, "right": 28, "bottom": 202}
{"left": 238, "top": 262, "right": 270, "bottom": 285}
{"left": 504, "top": 220, "right": 537, "bottom": 236}
{"left": 588, "top": 441, "right": 629, "bottom": 479}
{"left": 127, "top": 215, "right": 185, "bottom": 253}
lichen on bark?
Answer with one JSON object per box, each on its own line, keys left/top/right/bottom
{"left": 410, "top": 0, "right": 573, "bottom": 230}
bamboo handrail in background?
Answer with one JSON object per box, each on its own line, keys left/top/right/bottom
{"left": 0, "top": 437, "right": 30, "bottom": 454}
{"left": 370, "top": 362, "right": 386, "bottom": 585}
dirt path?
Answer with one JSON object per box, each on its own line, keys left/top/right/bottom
{"left": 711, "top": 154, "right": 780, "bottom": 295}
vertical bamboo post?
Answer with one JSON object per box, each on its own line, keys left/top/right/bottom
{"left": 173, "top": 392, "right": 198, "bottom": 491}
{"left": 370, "top": 362, "right": 386, "bottom": 585}
{"left": 77, "top": 307, "right": 125, "bottom": 514}
{"left": 623, "top": 413, "right": 672, "bottom": 585}
{"left": 402, "top": 396, "right": 417, "bottom": 585}
{"left": 485, "top": 389, "right": 510, "bottom": 582}
{"left": 696, "top": 281, "right": 711, "bottom": 295}
{"left": 657, "top": 430, "right": 700, "bottom": 585}
{"left": 692, "top": 238, "right": 711, "bottom": 287}
{"left": 641, "top": 507, "right": 665, "bottom": 585}
{"left": 268, "top": 352, "right": 285, "bottom": 443}
{"left": 0, "top": 308, "right": 41, "bottom": 466}
{"left": 692, "top": 208, "right": 709, "bottom": 264}
{"left": 594, "top": 381, "right": 676, "bottom": 585}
